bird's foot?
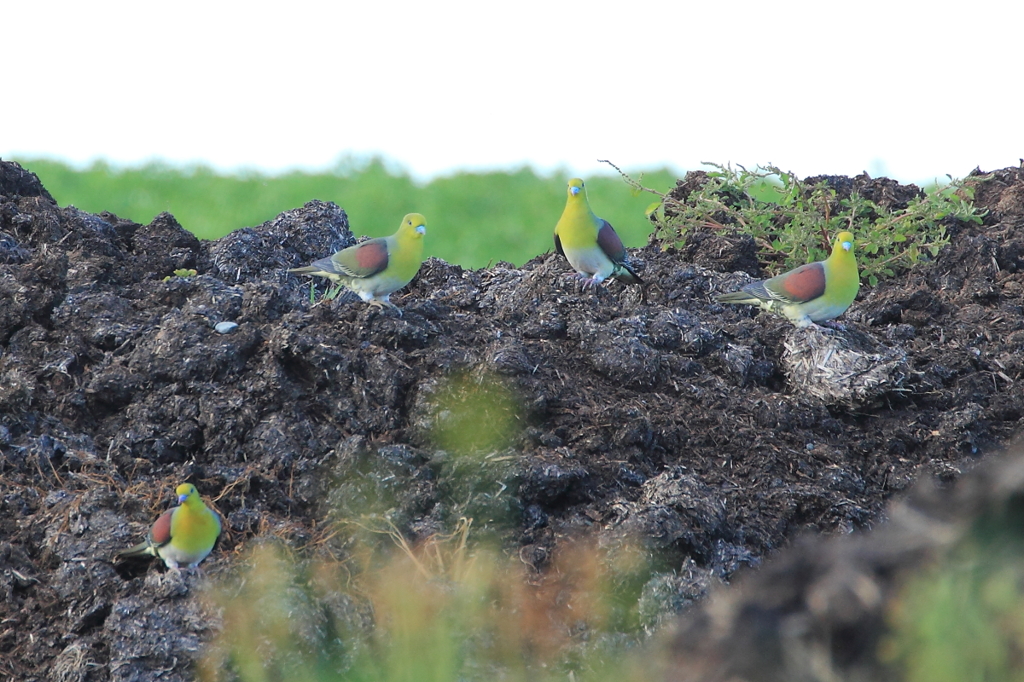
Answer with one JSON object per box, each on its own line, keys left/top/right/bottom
{"left": 367, "top": 299, "right": 402, "bottom": 316}
{"left": 564, "top": 272, "right": 601, "bottom": 289}
{"left": 801, "top": 320, "right": 844, "bottom": 334}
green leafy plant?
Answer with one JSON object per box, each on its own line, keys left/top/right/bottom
{"left": 604, "top": 160, "right": 986, "bottom": 286}
{"left": 161, "top": 268, "right": 198, "bottom": 281}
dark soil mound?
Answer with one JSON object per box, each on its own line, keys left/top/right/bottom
{"left": 665, "top": 437, "right": 1024, "bottom": 682}
{"left": 3, "top": 159, "right": 1024, "bottom": 680}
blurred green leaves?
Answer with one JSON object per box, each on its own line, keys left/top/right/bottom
{"left": 427, "top": 371, "right": 520, "bottom": 456}
{"left": 882, "top": 501, "right": 1024, "bottom": 682}
{"left": 422, "top": 371, "right": 523, "bottom": 535}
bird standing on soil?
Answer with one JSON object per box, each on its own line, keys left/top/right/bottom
{"left": 554, "top": 178, "right": 642, "bottom": 287}
{"left": 715, "top": 231, "right": 859, "bottom": 328}
{"left": 115, "top": 483, "right": 221, "bottom": 570}
{"left": 289, "top": 213, "right": 427, "bottom": 309}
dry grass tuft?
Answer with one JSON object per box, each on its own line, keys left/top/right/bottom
{"left": 784, "top": 325, "right": 908, "bottom": 405}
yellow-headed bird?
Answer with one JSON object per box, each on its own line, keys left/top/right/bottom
{"left": 554, "top": 178, "right": 642, "bottom": 286}
{"left": 289, "top": 213, "right": 427, "bottom": 308}
{"left": 715, "top": 231, "right": 859, "bottom": 328}
{"left": 115, "top": 483, "right": 221, "bottom": 570}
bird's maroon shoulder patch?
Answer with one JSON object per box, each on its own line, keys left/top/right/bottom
{"left": 779, "top": 262, "right": 826, "bottom": 302}
{"left": 352, "top": 240, "right": 385, "bottom": 270}
{"left": 150, "top": 508, "right": 174, "bottom": 546}
{"left": 597, "top": 221, "right": 626, "bottom": 262}
{"left": 354, "top": 240, "right": 389, "bottom": 274}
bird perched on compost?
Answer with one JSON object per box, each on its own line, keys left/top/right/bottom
{"left": 115, "top": 483, "right": 221, "bottom": 570}
{"left": 289, "top": 213, "right": 427, "bottom": 309}
{"left": 554, "top": 178, "right": 642, "bottom": 286}
{"left": 715, "top": 231, "right": 859, "bottom": 328}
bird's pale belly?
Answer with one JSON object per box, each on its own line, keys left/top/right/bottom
{"left": 567, "top": 248, "right": 614, "bottom": 280}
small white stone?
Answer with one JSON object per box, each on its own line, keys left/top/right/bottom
{"left": 215, "top": 321, "right": 239, "bottom": 334}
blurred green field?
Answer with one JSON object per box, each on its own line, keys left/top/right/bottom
{"left": 14, "top": 157, "right": 680, "bottom": 269}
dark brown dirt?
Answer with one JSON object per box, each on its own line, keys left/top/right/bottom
{"left": 2, "top": 159, "right": 1024, "bottom": 681}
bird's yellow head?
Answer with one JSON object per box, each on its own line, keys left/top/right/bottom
{"left": 834, "top": 231, "right": 855, "bottom": 254}
{"left": 567, "top": 178, "right": 586, "bottom": 199}
{"left": 397, "top": 213, "right": 427, "bottom": 240}
{"left": 176, "top": 483, "right": 199, "bottom": 505}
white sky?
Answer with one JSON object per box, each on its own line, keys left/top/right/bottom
{"left": 3, "top": 1, "right": 1022, "bottom": 184}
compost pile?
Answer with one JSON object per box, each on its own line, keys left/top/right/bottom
{"left": 3, "top": 159, "right": 1024, "bottom": 681}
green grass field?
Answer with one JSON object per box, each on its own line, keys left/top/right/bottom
{"left": 14, "top": 157, "right": 680, "bottom": 269}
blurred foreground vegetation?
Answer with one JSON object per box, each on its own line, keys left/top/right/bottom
{"left": 14, "top": 157, "right": 678, "bottom": 269}
{"left": 200, "top": 532, "right": 663, "bottom": 682}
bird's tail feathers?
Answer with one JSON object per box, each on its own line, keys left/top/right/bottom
{"left": 715, "top": 291, "right": 764, "bottom": 305}
{"left": 615, "top": 264, "right": 643, "bottom": 286}
{"left": 114, "top": 541, "right": 157, "bottom": 561}
{"left": 287, "top": 265, "right": 327, "bottom": 276}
